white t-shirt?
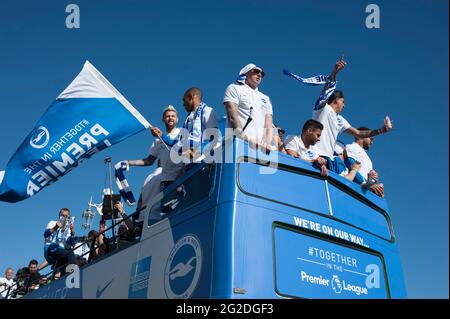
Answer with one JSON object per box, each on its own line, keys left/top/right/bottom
{"left": 223, "top": 83, "right": 273, "bottom": 143}
{"left": 345, "top": 142, "right": 373, "bottom": 180}
{"left": 141, "top": 167, "right": 163, "bottom": 206}
{"left": 313, "top": 104, "right": 351, "bottom": 158}
{"left": 284, "top": 135, "right": 320, "bottom": 161}
{"left": 44, "top": 220, "right": 73, "bottom": 248}
{"left": 0, "top": 277, "right": 15, "bottom": 299}
{"left": 149, "top": 128, "right": 184, "bottom": 182}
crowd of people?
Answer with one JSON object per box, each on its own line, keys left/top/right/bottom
{"left": 1, "top": 57, "right": 394, "bottom": 299}
{"left": 0, "top": 201, "right": 138, "bottom": 299}
{"left": 127, "top": 58, "right": 392, "bottom": 204}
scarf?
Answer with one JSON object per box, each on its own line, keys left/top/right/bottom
{"left": 114, "top": 161, "right": 136, "bottom": 206}
{"left": 283, "top": 69, "right": 337, "bottom": 110}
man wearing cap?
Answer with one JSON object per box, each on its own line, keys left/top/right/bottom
{"left": 223, "top": 63, "right": 275, "bottom": 150}
{"left": 125, "top": 105, "right": 183, "bottom": 192}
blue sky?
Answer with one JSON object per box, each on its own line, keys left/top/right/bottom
{"left": 0, "top": 0, "right": 448, "bottom": 298}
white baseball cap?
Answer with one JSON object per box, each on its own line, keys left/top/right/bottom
{"left": 239, "top": 63, "right": 264, "bottom": 76}
{"left": 162, "top": 105, "right": 177, "bottom": 115}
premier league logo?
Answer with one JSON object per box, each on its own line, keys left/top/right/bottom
{"left": 29, "top": 126, "right": 50, "bottom": 149}
{"left": 164, "top": 234, "right": 202, "bottom": 299}
{"left": 331, "top": 275, "right": 342, "bottom": 294}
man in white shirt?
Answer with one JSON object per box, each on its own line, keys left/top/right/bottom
{"left": 223, "top": 63, "right": 274, "bottom": 150}
{"left": 126, "top": 105, "right": 183, "bottom": 191}
{"left": 312, "top": 58, "right": 393, "bottom": 173}
{"left": 284, "top": 119, "right": 327, "bottom": 176}
{"left": 44, "top": 208, "right": 78, "bottom": 273}
{"left": 285, "top": 120, "right": 362, "bottom": 181}
{"left": 0, "top": 267, "right": 15, "bottom": 299}
{"left": 344, "top": 127, "right": 384, "bottom": 197}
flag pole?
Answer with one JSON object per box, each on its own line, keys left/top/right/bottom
{"left": 104, "top": 157, "right": 116, "bottom": 246}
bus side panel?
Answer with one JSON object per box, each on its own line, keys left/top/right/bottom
{"left": 139, "top": 209, "right": 216, "bottom": 299}
{"left": 232, "top": 201, "right": 407, "bottom": 298}
{"left": 82, "top": 244, "right": 141, "bottom": 298}
{"left": 210, "top": 202, "right": 236, "bottom": 298}
{"left": 232, "top": 202, "right": 279, "bottom": 299}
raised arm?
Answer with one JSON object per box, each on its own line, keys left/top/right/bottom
{"left": 345, "top": 116, "right": 394, "bottom": 138}
{"left": 114, "top": 201, "right": 134, "bottom": 231}
{"left": 314, "top": 59, "right": 346, "bottom": 110}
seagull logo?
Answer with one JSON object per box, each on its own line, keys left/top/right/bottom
{"left": 30, "top": 126, "right": 50, "bottom": 149}
{"left": 164, "top": 234, "right": 202, "bottom": 299}
{"left": 169, "top": 257, "right": 197, "bottom": 280}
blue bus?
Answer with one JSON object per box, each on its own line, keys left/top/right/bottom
{"left": 20, "top": 129, "right": 406, "bottom": 299}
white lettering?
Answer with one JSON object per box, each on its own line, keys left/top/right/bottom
{"left": 26, "top": 180, "right": 40, "bottom": 196}
{"left": 31, "top": 170, "right": 51, "bottom": 187}
{"left": 343, "top": 280, "right": 368, "bottom": 295}
{"left": 300, "top": 271, "right": 330, "bottom": 286}
{"left": 90, "top": 123, "right": 109, "bottom": 137}
{"left": 78, "top": 133, "right": 98, "bottom": 150}
{"left": 53, "top": 152, "right": 75, "bottom": 173}
{"left": 67, "top": 142, "right": 86, "bottom": 160}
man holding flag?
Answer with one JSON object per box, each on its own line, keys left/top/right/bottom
{"left": 0, "top": 61, "right": 150, "bottom": 203}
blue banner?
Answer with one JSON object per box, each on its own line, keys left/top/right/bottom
{"left": 274, "top": 227, "right": 388, "bottom": 298}
{"left": 0, "top": 61, "right": 150, "bottom": 203}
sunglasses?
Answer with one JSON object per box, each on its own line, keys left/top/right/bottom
{"left": 251, "top": 69, "right": 265, "bottom": 77}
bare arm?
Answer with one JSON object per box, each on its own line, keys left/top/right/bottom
{"left": 115, "top": 202, "right": 134, "bottom": 230}
{"left": 224, "top": 102, "right": 243, "bottom": 136}
{"left": 127, "top": 155, "right": 156, "bottom": 167}
{"left": 276, "top": 136, "right": 287, "bottom": 154}
{"left": 264, "top": 114, "right": 274, "bottom": 148}
{"left": 315, "top": 59, "right": 346, "bottom": 110}
{"left": 342, "top": 162, "right": 361, "bottom": 181}
{"left": 345, "top": 116, "right": 393, "bottom": 138}
{"left": 286, "top": 149, "right": 300, "bottom": 158}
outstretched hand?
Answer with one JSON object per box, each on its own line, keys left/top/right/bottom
{"left": 114, "top": 201, "right": 124, "bottom": 213}
{"left": 150, "top": 127, "right": 163, "bottom": 138}
{"left": 384, "top": 116, "right": 393, "bottom": 132}
{"left": 334, "top": 58, "right": 347, "bottom": 73}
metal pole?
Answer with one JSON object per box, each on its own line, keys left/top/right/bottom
{"left": 105, "top": 157, "right": 115, "bottom": 248}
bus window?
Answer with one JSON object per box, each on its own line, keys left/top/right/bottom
{"left": 326, "top": 183, "right": 392, "bottom": 241}
{"left": 238, "top": 161, "right": 392, "bottom": 241}
{"left": 148, "top": 163, "right": 215, "bottom": 226}
{"left": 237, "top": 161, "right": 330, "bottom": 215}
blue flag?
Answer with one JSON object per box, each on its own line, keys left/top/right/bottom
{"left": 0, "top": 61, "right": 150, "bottom": 203}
